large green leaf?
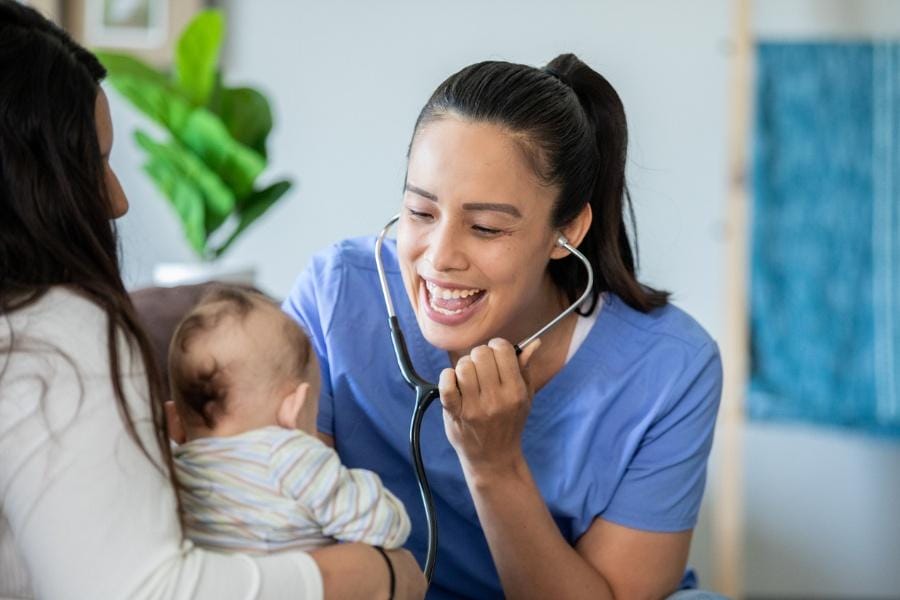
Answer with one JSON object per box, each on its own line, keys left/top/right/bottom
{"left": 213, "top": 180, "right": 292, "bottom": 257}
{"left": 107, "top": 72, "right": 264, "bottom": 200}
{"left": 140, "top": 145, "right": 206, "bottom": 255}
{"left": 99, "top": 8, "right": 285, "bottom": 259}
{"left": 104, "top": 73, "right": 193, "bottom": 131}
{"left": 179, "top": 109, "right": 265, "bottom": 199}
{"left": 217, "top": 86, "right": 273, "bottom": 158}
{"left": 175, "top": 10, "right": 224, "bottom": 106}
{"left": 135, "top": 130, "right": 236, "bottom": 251}
{"left": 96, "top": 51, "right": 177, "bottom": 96}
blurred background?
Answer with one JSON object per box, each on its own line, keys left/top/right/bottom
{"left": 31, "top": 0, "right": 900, "bottom": 597}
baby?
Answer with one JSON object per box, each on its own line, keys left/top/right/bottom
{"left": 164, "top": 285, "right": 410, "bottom": 554}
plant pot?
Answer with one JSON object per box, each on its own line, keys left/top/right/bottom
{"left": 152, "top": 262, "right": 256, "bottom": 287}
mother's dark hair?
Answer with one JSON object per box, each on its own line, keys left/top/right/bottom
{"left": 0, "top": 0, "right": 177, "bottom": 494}
{"left": 410, "top": 53, "right": 668, "bottom": 314}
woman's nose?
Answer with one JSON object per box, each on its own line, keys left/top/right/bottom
{"left": 425, "top": 221, "right": 467, "bottom": 272}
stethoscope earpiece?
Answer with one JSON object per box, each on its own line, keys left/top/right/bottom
{"left": 557, "top": 235, "right": 570, "bottom": 247}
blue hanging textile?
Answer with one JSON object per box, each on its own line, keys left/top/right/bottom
{"left": 750, "top": 42, "right": 900, "bottom": 436}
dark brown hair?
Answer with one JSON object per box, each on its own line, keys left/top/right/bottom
{"left": 410, "top": 53, "right": 669, "bottom": 314}
{"left": 0, "top": 0, "right": 178, "bottom": 503}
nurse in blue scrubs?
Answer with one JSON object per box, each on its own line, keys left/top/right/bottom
{"left": 284, "top": 53, "right": 723, "bottom": 599}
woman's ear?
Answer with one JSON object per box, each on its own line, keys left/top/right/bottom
{"left": 164, "top": 400, "right": 187, "bottom": 444}
{"left": 550, "top": 203, "right": 592, "bottom": 259}
{"left": 277, "top": 382, "right": 310, "bottom": 431}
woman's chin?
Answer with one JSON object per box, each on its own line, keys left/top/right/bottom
{"left": 417, "top": 320, "right": 477, "bottom": 355}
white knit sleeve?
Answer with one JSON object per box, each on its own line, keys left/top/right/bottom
{"left": 0, "top": 290, "right": 323, "bottom": 600}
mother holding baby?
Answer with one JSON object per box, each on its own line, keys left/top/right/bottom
{"left": 284, "top": 55, "right": 723, "bottom": 599}
{"left": 0, "top": 3, "right": 424, "bottom": 599}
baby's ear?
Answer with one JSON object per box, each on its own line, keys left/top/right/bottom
{"left": 164, "top": 400, "right": 186, "bottom": 444}
{"left": 277, "top": 382, "right": 310, "bottom": 430}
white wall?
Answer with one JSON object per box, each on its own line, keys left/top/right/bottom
{"left": 109, "top": 0, "right": 900, "bottom": 596}
{"left": 114, "top": 0, "right": 732, "bottom": 341}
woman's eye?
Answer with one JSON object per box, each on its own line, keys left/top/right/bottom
{"left": 472, "top": 224, "right": 503, "bottom": 236}
{"left": 406, "top": 208, "right": 434, "bottom": 221}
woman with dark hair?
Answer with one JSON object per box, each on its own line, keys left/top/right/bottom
{"left": 0, "top": 2, "right": 425, "bottom": 598}
{"left": 284, "top": 55, "right": 722, "bottom": 599}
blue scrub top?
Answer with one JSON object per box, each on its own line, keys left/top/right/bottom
{"left": 283, "top": 237, "right": 722, "bottom": 599}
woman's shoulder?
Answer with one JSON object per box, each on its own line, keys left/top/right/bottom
{"left": 2, "top": 287, "right": 123, "bottom": 375}
{"left": 5, "top": 286, "right": 108, "bottom": 339}
{"left": 284, "top": 237, "right": 394, "bottom": 332}
{"left": 581, "top": 293, "right": 721, "bottom": 392}
{"left": 600, "top": 293, "right": 716, "bottom": 355}
{"left": 575, "top": 294, "right": 722, "bottom": 425}
{"left": 287, "top": 236, "right": 396, "bottom": 305}
{"left": 308, "top": 236, "right": 398, "bottom": 275}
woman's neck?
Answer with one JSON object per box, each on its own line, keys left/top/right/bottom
{"left": 522, "top": 307, "right": 579, "bottom": 393}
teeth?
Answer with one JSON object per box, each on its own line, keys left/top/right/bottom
{"left": 432, "top": 304, "right": 463, "bottom": 316}
{"left": 425, "top": 280, "right": 483, "bottom": 300}
{"left": 423, "top": 280, "right": 484, "bottom": 316}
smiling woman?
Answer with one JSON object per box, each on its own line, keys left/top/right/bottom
{"left": 284, "top": 54, "right": 722, "bottom": 600}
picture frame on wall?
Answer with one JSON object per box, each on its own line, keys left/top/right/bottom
{"left": 64, "top": 0, "right": 210, "bottom": 66}
{"left": 84, "top": 0, "right": 168, "bottom": 49}
{"left": 17, "top": 0, "right": 62, "bottom": 23}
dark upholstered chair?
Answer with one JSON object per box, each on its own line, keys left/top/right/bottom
{"left": 131, "top": 283, "right": 219, "bottom": 395}
{"left": 130, "top": 282, "right": 268, "bottom": 396}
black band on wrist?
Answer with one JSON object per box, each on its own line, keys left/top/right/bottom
{"left": 374, "top": 545, "right": 396, "bottom": 600}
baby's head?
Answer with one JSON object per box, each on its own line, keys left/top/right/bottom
{"left": 165, "top": 285, "right": 319, "bottom": 442}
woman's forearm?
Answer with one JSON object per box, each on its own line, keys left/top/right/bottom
{"left": 311, "top": 543, "right": 391, "bottom": 600}
{"left": 311, "top": 543, "right": 425, "bottom": 600}
{"left": 464, "top": 456, "right": 615, "bottom": 600}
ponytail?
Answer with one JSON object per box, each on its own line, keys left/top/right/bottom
{"left": 544, "top": 53, "right": 668, "bottom": 313}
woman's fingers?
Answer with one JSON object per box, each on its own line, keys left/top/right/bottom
{"left": 489, "top": 337, "right": 541, "bottom": 390}
{"left": 454, "top": 355, "right": 480, "bottom": 401}
{"left": 439, "top": 367, "right": 462, "bottom": 419}
{"left": 468, "top": 344, "right": 501, "bottom": 390}
{"left": 440, "top": 340, "right": 537, "bottom": 469}
{"left": 487, "top": 338, "right": 518, "bottom": 385}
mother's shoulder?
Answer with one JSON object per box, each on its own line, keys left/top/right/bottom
{"left": 7, "top": 287, "right": 109, "bottom": 335}
{"left": 2, "top": 286, "right": 118, "bottom": 374}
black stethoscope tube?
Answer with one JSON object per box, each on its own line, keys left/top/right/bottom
{"left": 387, "top": 314, "right": 441, "bottom": 581}
{"left": 375, "top": 214, "right": 593, "bottom": 586}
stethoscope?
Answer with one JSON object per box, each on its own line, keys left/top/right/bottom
{"left": 374, "top": 213, "right": 594, "bottom": 584}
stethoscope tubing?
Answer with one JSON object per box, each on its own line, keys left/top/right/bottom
{"left": 374, "top": 213, "right": 594, "bottom": 585}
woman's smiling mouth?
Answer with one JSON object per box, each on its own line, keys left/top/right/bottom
{"left": 419, "top": 277, "right": 486, "bottom": 323}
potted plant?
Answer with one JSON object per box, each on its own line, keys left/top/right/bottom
{"left": 97, "top": 9, "right": 291, "bottom": 285}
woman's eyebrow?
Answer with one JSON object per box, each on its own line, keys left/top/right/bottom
{"left": 462, "top": 202, "right": 521, "bottom": 218}
{"left": 405, "top": 183, "right": 437, "bottom": 201}
{"left": 405, "top": 183, "right": 522, "bottom": 218}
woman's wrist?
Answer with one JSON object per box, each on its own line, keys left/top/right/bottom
{"left": 461, "top": 451, "right": 530, "bottom": 491}
{"left": 373, "top": 546, "right": 396, "bottom": 600}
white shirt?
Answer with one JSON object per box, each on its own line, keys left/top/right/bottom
{"left": 0, "top": 288, "right": 322, "bottom": 600}
{"left": 564, "top": 295, "right": 603, "bottom": 364}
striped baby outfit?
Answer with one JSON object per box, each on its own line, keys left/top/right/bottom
{"left": 173, "top": 426, "right": 410, "bottom": 554}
